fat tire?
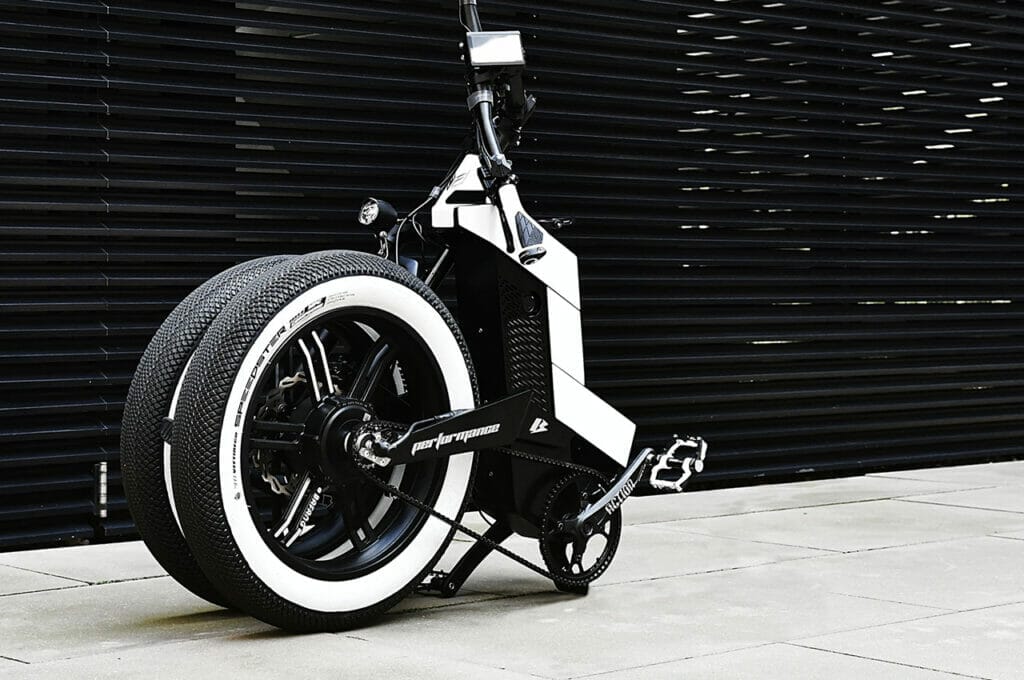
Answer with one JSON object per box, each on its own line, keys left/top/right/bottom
{"left": 120, "top": 255, "right": 293, "bottom": 607}
{"left": 173, "top": 250, "right": 478, "bottom": 631}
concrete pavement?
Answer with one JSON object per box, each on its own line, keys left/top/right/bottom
{"left": 1, "top": 461, "right": 1023, "bottom": 679}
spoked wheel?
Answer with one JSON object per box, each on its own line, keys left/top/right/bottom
{"left": 120, "top": 255, "right": 292, "bottom": 607}
{"left": 173, "top": 251, "right": 477, "bottom": 631}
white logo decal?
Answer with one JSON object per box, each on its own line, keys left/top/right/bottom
{"left": 411, "top": 423, "right": 501, "bottom": 455}
{"left": 605, "top": 478, "right": 637, "bottom": 515}
{"left": 529, "top": 418, "right": 549, "bottom": 435}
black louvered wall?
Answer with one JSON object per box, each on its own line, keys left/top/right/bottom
{"left": 0, "top": 0, "right": 1021, "bottom": 549}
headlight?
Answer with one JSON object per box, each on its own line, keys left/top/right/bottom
{"left": 358, "top": 199, "right": 380, "bottom": 226}
{"left": 358, "top": 198, "right": 398, "bottom": 230}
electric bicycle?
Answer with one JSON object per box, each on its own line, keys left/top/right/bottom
{"left": 120, "top": 1, "right": 707, "bottom": 632}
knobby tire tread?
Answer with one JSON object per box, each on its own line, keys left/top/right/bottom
{"left": 120, "top": 255, "right": 294, "bottom": 607}
{"left": 173, "top": 249, "right": 478, "bottom": 632}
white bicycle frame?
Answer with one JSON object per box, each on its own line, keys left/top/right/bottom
{"left": 432, "top": 154, "right": 635, "bottom": 467}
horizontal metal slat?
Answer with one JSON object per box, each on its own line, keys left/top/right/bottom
{"left": 1, "top": 0, "right": 1022, "bottom": 551}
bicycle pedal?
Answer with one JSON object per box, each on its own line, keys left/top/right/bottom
{"left": 416, "top": 570, "right": 451, "bottom": 596}
{"left": 648, "top": 435, "right": 707, "bottom": 493}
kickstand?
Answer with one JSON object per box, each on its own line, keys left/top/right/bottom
{"left": 417, "top": 520, "right": 514, "bottom": 598}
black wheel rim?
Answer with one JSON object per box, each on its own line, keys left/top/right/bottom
{"left": 238, "top": 306, "right": 452, "bottom": 581}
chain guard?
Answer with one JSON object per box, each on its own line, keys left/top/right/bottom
{"left": 539, "top": 472, "right": 622, "bottom": 588}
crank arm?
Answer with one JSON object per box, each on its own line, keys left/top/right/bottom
{"left": 359, "top": 391, "right": 533, "bottom": 466}
{"left": 567, "top": 435, "right": 710, "bottom": 533}
{"left": 566, "top": 448, "right": 656, "bottom": 535}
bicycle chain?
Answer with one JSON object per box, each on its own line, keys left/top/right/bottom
{"left": 356, "top": 447, "right": 611, "bottom": 585}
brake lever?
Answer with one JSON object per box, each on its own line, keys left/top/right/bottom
{"left": 539, "top": 217, "right": 574, "bottom": 231}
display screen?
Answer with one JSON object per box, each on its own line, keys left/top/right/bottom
{"left": 466, "top": 31, "right": 526, "bottom": 68}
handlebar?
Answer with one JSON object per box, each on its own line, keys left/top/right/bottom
{"left": 459, "top": 0, "right": 514, "bottom": 179}
{"left": 460, "top": 0, "right": 483, "bottom": 31}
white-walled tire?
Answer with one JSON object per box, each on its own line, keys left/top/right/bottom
{"left": 172, "top": 250, "right": 477, "bottom": 631}
{"left": 120, "top": 255, "right": 293, "bottom": 607}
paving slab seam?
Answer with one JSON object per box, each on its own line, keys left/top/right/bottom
{"left": 929, "top": 597, "right": 1024, "bottom": 617}
{"left": 989, "top": 534, "right": 1024, "bottom": 542}
{"left": 589, "top": 552, "right": 835, "bottom": 590}
{"left": 831, "top": 534, "right": 997, "bottom": 556}
{"left": 629, "top": 499, "right": 880, "bottom": 524}
{"left": 656, "top": 531, "right": 1023, "bottom": 559}
{"left": 875, "top": 484, "right": 998, "bottom": 496}
{"left": 785, "top": 608, "right": 965, "bottom": 647}
{"left": 596, "top": 534, "right": 1024, "bottom": 591}
{"left": 0, "top": 656, "right": 28, "bottom": 666}
{"left": 563, "top": 643, "right": 778, "bottom": 679}
{"left": 640, "top": 524, "right": 847, "bottom": 553}
{"left": 434, "top": 548, "right": 834, "bottom": 598}
{"left": 894, "top": 498, "right": 1024, "bottom": 516}
{"left": 0, "top": 562, "right": 90, "bottom": 585}
{"left": 784, "top": 599, "right": 1024, "bottom": 653}
{"left": 0, "top": 584, "right": 94, "bottom": 599}
{"left": 875, "top": 483, "right": 999, "bottom": 494}
{"left": 0, "top": 574, "right": 170, "bottom": 599}
{"left": 867, "top": 470, "right": 1015, "bottom": 485}
{"left": 827, "top": 590, "right": 957, "bottom": 613}
{"left": 87, "top": 574, "right": 170, "bottom": 586}
{"left": 378, "top": 592, "right": 951, "bottom": 679}
{"left": 0, "top": 631, "right": 292, "bottom": 669}
{"left": 755, "top": 533, "right": 1003, "bottom": 561}
{"left": 786, "top": 643, "right": 994, "bottom": 680}
{"left": 629, "top": 486, "right": 997, "bottom": 526}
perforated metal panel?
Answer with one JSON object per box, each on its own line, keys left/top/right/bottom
{"left": 498, "top": 277, "right": 552, "bottom": 411}
{"left": 0, "top": 1, "right": 1021, "bottom": 548}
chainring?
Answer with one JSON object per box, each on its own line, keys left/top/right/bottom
{"left": 539, "top": 472, "right": 622, "bottom": 588}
